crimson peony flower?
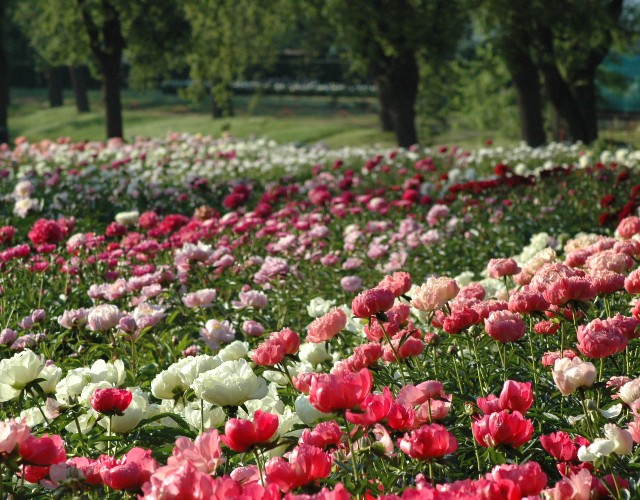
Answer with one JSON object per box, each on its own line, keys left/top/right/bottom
{"left": 220, "top": 410, "right": 279, "bottom": 452}
{"left": 472, "top": 410, "right": 534, "bottom": 448}
{"left": 100, "top": 447, "right": 158, "bottom": 491}
{"left": 351, "top": 287, "right": 395, "bottom": 318}
{"left": 19, "top": 434, "right": 66, "bottom": 466}
{"left": 265, "top": 444, "right": 332, "bottom": 492}
{"left": 499, "top": 380, "right": 533, "bottom": 415}
{"left": 486, "top": 461, "right": 548, "bottom": 497}
{"left": 540, "top": 431, "right": 588, "bottom": 462}
{"left": 398, "top": 423, "right": 458, "bottom": 459}
{"left": 298, "top": 421, "right": 343, "bottom": 449}
{"left": 90, "top": 388, "right": 133, "bottom": 416}
{"left": 27, "top": 219, "right": 64, "bottom": 246}
{"left": 345, "top": 387, "right": 393, "bottom": 426}
{"left": 308, "top": 368, "right": 373, "bottom": 413}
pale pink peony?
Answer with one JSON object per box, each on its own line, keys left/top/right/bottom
{"left": 411, "top": 277, "right": 459, "bottom": 312}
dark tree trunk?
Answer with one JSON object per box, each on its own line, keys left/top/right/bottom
{"left": 377, "top": 94, "right": 394, "bottom": 132}
{"left": 78, "top": 0, "right": 124, "bottom": 139}
{"left": 572, "top": 78, "right": 598, "bottom": 143}
{"left": 0, "top": 3, "right": 8, "bottom": 144}
{"left": 504, "top": 47, "right": 546, "bottom": 147}
{"left": 536, "top": 27, "right": 589, "bottom": 143}
{"left": 374, "top": 52, "right": 419, "bottom": 148}
{"left": 69, "top": 65, "right": 90, "bottom": 113}
{"left": 550, "top": 106, "right": 568, "bottom": 142}
{"left": 103, "top": 50, "right": 122, "bottom": 138}
{"left": 46, "top": 66, "right": 65, "bottom": 108}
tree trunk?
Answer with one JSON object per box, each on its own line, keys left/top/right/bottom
{"left": 46, "top": 66, "right": 65, "bottom": 108}
{"left": 0, "top": 2, "right": 8, "bottom": 144}
{"left": 504, "top": 47, "right": 546, "bottom": 147}
{"left": 374, "top": 52, "right": 419, "bottom": 148}
{"left": 78, "top": 0, "right": 124, "bottom": 139}
{"left": 103, "top": 52, "right": 122, "bottom": 138}
{"left": 377, "top": 94, "right": 394, "bottom": 132}
{"left": 536, "top": 26, "right": 589, "bottom": 143}
{"left": 70, "top": 65, "right": 90, "bottom": 113}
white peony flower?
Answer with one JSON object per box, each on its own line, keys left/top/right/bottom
{"left": 306, "top": 297, "right": 336, "bottom": 318}
{"left": 114, "top": 210, "right": 139, "bottom": 226}
{"left": 0, "top": 349, "right": 45, "bottom": 402}
{"left": 217, "top": 341, "right": 249, "bottom": 362}
{"left": 298, "top": 342, "right": 331, "bottom": 366}
{"left": 182, "top": 400, "right": 226, "bottom": 431}
{"left": 192, "top": 359, "right": 267, "bottom": 406}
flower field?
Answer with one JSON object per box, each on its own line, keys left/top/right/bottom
{"left": 2, "top": 134, "right": 640, "bottom": 498}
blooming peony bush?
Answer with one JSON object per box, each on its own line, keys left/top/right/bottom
{"left": 1, "top": 135, "right": 640, "bottom": 497}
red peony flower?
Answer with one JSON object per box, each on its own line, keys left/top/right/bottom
{"left": 90, "top": 388, "right": 133, "bottom": 416}
{"left": 472, "top": 410, "right": 534, "bottom": 448}
{"left": 220, "top": 410, "right": 279, "bottom": 452}
{"left": 308, "top": 368, "right": 373, "bottom": 413}
{"left": 351, "top": 287, "right": 395, "bottom": 318}
{"left": 398, "top": 423, "right": 458, "bottom": 459}
{"left": 27, "top": 219, "right": 64, "bottom": 246}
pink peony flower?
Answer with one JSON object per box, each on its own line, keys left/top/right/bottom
{"left": 307, "top": 307, "right": 347, "bottom": 343}
{"left": 484, "top": 310, "right": 526, "bottom": 343}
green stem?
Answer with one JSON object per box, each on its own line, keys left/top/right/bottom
{"left": 343, "top": 417, "right": 362, "bottom": 496}
{"left": 253, "top": 449, "right": 265, "bottom": 487}
{"left": 378, "top": 321, "right": 407, "bottom": 386}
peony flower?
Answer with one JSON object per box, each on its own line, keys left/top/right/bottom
{"left": 498, "top": 380, "right": 533, "bottom": 415}
{"left": 340, "top": 276, "right": 362, "bottom": 293}
{"left": 265, "top": 444, "right": 332, "bottom": 492}
{"left": 221, "top": 410, "right": 279, "bottom": 452}
{"left": 410, "top": 277, "right": 459, "bottom": 312}
{"left": 472, "top": 410, "right": 533, "bottom": 448}
{"left": 182, "top": 289, "right": 217, "bottom": 308}
{"left": 351, "top": 287, "right": 395, "bottom": 318}
{"left": 0, "top": 418, "right": 30, "bottom": 455}
{"left": 398, "top": 423, "right": 458, "bottom": 459}
{"left": 90, "top": 388, "right": 133, "bottom": 416}
{"left": 378, "top": 272, "right": 412, "bottom": 297}
{"left": 199, "top": 319, "right": 235, "bottom": 350}
{"left": 552, "top": 357, "right": 597, "bottom": 396}
{"left": 484, "top": 310, "right": 526, "bottom": 343}
{"left": 486, "top": 461, "right": 548, "bottom": 497}
{"left": 307, "top": 307, "right": 347, "bottom": 343}
{"left": 309, "top": 368, "right": 373, "bottom": 413}
{"left": 487, "top": 258, "right": 521, "bottom": 279}
{"left": 19, "top": 433, "right": 66, "bottom": 466}
{"left": 169, "top": 428, "right": 225, "bottom": 474}
{"left": 576, "top": 318, "right": 627, "bottom": 359}
{"left": 0, "top": 349, "right": 45, "bottom": 402}
{"left": 87, "top": 304, "right": 122, "bottom": 332}
{"left": 192, "top": 359, "right": 268, "bottom": 407}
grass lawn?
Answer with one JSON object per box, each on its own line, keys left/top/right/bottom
{"left": 8, "top": 87, "right": 640, "bottom": 149}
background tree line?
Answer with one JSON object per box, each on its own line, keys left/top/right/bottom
{"left": 0, "top": 0, "right": 638, "bottom": 147}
